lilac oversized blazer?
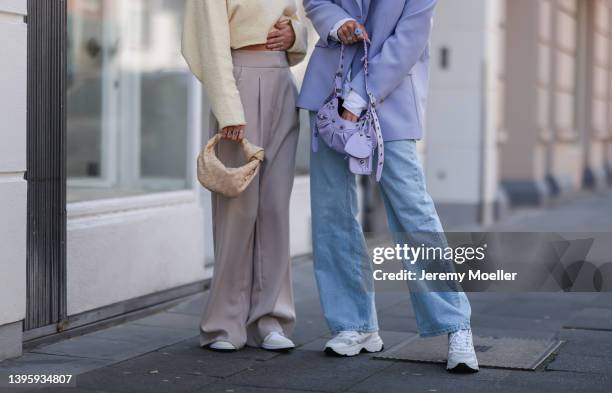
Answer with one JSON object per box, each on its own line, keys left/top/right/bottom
{"left": 297, "top": 0, "right": 437, "bottom": 141}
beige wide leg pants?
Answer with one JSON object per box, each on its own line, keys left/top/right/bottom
{"left": 200, "top": 50, "right": 300, "bottom": 349}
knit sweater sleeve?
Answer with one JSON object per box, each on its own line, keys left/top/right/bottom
{"left": 182, "top": 0, "right": 246, "bottom": 129}
{"left": 286, "top": 13, "right": 308, "bottom": 66}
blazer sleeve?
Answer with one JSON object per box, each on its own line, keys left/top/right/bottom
{"left": 349, "top": 0, "right": 437, "bottom": 104}
{"left": 286, "top": 12, "right": 309, "bottom": 66}
{"left": 182, "top": 0, "right": 246, "bottom": 129}
{"left": 303, "top": 0, "right": 353, "bottom": 45}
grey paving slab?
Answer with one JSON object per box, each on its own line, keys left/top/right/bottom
{"left": 378, "top": 330, "right": 419, "bottom": 352}
{"left": 471, "top": 314, "right": 564, "bottom": 333}
{"left": 546, "top": 352, "right": 612, "bottom": 375}
{"left": 377, "top": 314, "right": 419, "bottom": 334}
{"left": 497, "top": 369, "right": 612, "bottom": 393}
{"left": 557, "top": 328, "right": 612, "bottom": 358}
{"left": 9, "top": 387, "right": 112, "bottom": 393}
{"left": 478, "top": 296, "right": 589, "bottom": 321}
{"left": 464, "top": 298, "right": 509, "bottom": 315}
{"left": 291, "top": 299, "right": 331, "bottom": 346}
{"left": 201, "top": 383, "right": 328, "bottom": 393}
{"left": 0, "top": 352, "right": 112, "bottom": 376}
{"left": 291, "top": 320, "right": 329, "bottom": 347}
{"left": 295, "top": 338, "right": 346, "bottom": 353}
{"left": 376, "top": 335, "right": 562, "bottom": 371}
{"left": 158, "top": 336, "right": 282, "bottom": 362}
{"left": 225, "top": 348, "right": 393, "bottom": 393}
{"left": 167, "top": 293, "right": 207, "bottom": 316}
{"left": 351, "top": 377, "right": 492, "bottom": 393}
{"left": 131, "top": 311, "right": 200, "bottom": 332}
{"left": 489, "top": 190, "right": 612, "bottom": 232}
{"left": 564, "top": 307, "right": 612, "bottom": 331}
{"left": 88, "top": 322, "right": 197, "bottom": 349}
{"left": 375, "top": 292, "right": 414, "bottom": 313}
{"left": 469, "top": 326, "right": 558, "bottom": 340}
{"left": 378, "top": 293, "right": 591, "bottom": 335}
{"left": 291, "top": 260, "right": 320, "bottom": 304}
{"left": 349, "top": 362, "right": 507, "bottom": 393}
{"left": 377, "top": 296, "right": 416, "bottom": 318}
{"left": 75, "top": 363, "right": 220, "bottom": 393}
{"left": 112, "top": 346, "right": 257, "bottom": 379}
{"left": 31, "top": 336, "right": 157, "bottom": 362}
{"left": 30, "top": 323, "right": 196, "bottom": 362}
{"left": 589, "top": 293, "right": 612, "bottom": 308}
{"left": 507, "top": 292, "right": 601, "bottom": 306}
{"left": 381, "top": 360, "right": 511, "bottom": 380}
{"left": 294, "top": 295, "right": 324, "bottom": 317}
{"left": 466, "top": 292, "right": 514, "bottom": 304}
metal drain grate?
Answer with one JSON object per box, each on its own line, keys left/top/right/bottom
{"left": 374, "top": 335, "right": 563, "bottom": 371}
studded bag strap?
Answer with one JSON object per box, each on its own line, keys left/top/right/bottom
{"left": 312, "top": 45, "right": 345, "bottom": 153}
{"left": 361, "top": 41, "right": 385, "bottom": 181}
{"left": 334, "top": 45, "right": 346, "bottom": 98}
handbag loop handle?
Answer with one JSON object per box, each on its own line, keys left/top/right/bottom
{"left": 331, "top": 41, "right": 384, "bottom": 181}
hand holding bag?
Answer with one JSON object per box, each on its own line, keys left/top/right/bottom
{"left": 314, "top": 41, "right": 385, "bottom": 181}
{"left": 197, "top": 134, "right": 265, "bottom": 198}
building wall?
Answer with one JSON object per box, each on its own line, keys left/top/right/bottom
{"left": 501, "top": 0, "right": 612, "bottom": 206}
{"left": 583, "top": 0, "right": 612, "bottom": 188}
{"left": 502, "top": 0, "right": 572, "bottom": 204}
{"left": 0, "top": 0, "right": 27, "bottom": 361}
{"left": 546, "top": 0, "right": 582, "bottom": 195}
{"left": 429, "top": 0, "right": 612, "bottom": 218}
{"left": 501, "top": 0, "right": 551, "bottom": 205}
{"left": 425, "top": 0, "right": 504, "bottom": 227}
{"left": 607, "top": 0, "right": 612, "bottom": 182}
{"left": 66, "top": 192, "right": 209, "bottom": 315}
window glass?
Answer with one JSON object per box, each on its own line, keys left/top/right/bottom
{"left": 67, "top": 0, "right": 193, "bottom": 202}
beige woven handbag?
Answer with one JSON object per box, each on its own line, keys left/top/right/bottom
{"left": 197, "top": 134, "right": 265, "bottom": 198}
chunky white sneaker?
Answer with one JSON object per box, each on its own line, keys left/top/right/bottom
{"left": 324, "top": 331, "right": 384, "bottom": 357}
{"left": 447, "top": 329, "right": 479, "bottom": 373}
{"left": 208, "top": 341, "right": 237, "bottom": 352}
{"left": 262, "top": 332, "right": 295, "bottom": 351}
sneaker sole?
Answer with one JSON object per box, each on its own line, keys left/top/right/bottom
{"left": 447, "top": 363, "right": 479, "bottom": 374}
{"left": 207, "top": 346, "right": 237, "bottom": 353}
{"left": 324, "top": 337, "right": 384, "bottom": 357}
{"left": 324, "top": 345, "right": 385, "bottom": 357}
{"left": 261, "top": 344, "right": 296, "bottom": 352}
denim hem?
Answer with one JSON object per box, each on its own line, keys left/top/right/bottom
{"left": 330, "top": 325, "right": 379, "bottom": 335}
{"left": 418, "top": 321, "right": 472, "bottom": 338}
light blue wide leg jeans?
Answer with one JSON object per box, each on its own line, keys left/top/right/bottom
{"left": 310, "top": 114, "right": 472, "bottom": 337}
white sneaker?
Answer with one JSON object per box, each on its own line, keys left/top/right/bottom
{"left": 262, "top": 332, "right": 295, "bottom": 351}
{"left": 208, "top": 341, "right": 237, "bottom": 352}
{"left": 324, "top": 331, "right": 384, "bottom": 357}
{"left": 447, "top": 329, "right": 479, "bottom": 373}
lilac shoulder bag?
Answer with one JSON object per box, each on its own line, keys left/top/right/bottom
{"left": 313, "top": 41, "right": 384, "bottom": 181}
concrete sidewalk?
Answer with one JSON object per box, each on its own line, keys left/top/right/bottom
{"left": 2, "top": 190, "right": 612, "bottom": 393}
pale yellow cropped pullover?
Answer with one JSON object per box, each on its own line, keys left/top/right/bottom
{"left": 182, "top": 0, "right": 308, "bottom": 129}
